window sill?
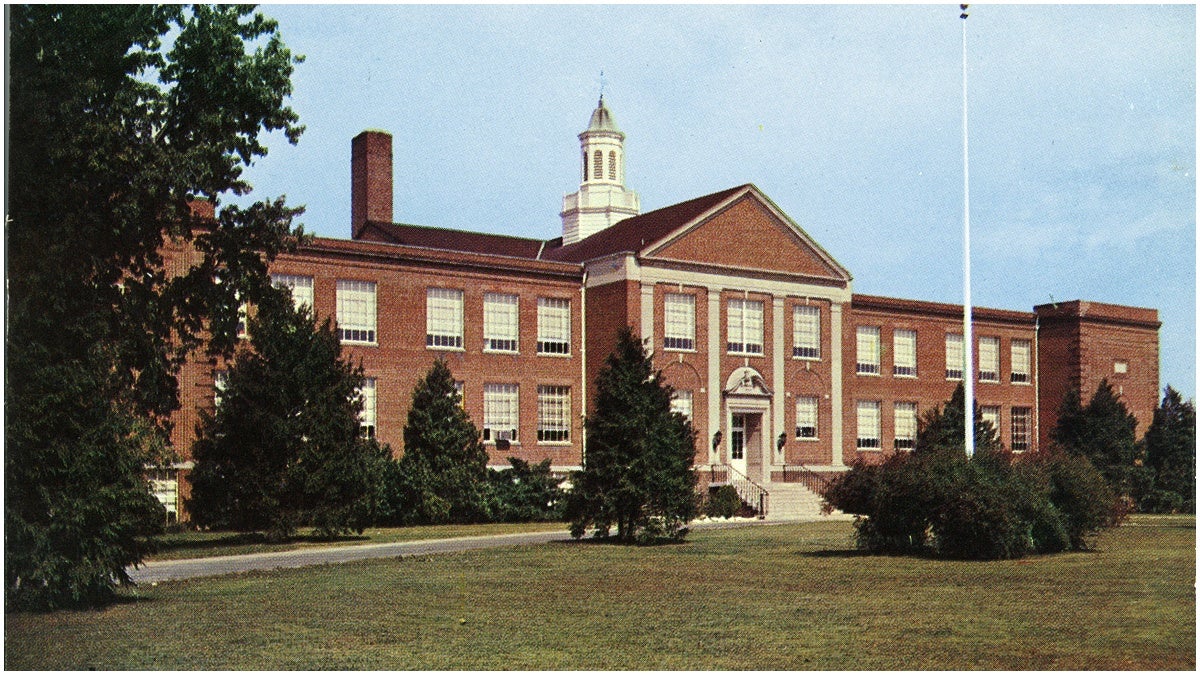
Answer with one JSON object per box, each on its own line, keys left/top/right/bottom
{"left": 537, "top": 441, "right": 573, "bottom": 447}
{"left": 427, "top": 345, "right": 465, "bottom": 352}
{"left": 855, "top": 371, "right": 881, "bottom": 377}
{"left": 792, "top": 355, "right": 821, "bottom": 362}
{"left": 483, "top": 349, "right": 519, "bottom": 355}
{"left": 484, "top": 441, "right": 522, "bottom": 447}
{"left": 664, "top": 347, "right": 698, "bottom": 354}
{"left": 856, "top": 447, "right": 883, "bottom": 452}
{"left": 342, "top": 340, "right": 378, "bottom": 347}
{"left": 537, "top": 352, "right": 573, "bottom": 358}
{"left": 1010, "top": 380, "right": 1032, "bottom": 386}
{"left": 728, "top": 352, "right": 765, "bottom": 358}
{"left": 795, "top": 437, "right": 820, "bottom": 442}
{"left": 893, "top": 373, "right": 918, "bottom": 379}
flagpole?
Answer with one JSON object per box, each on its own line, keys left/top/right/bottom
{"left": 961, "top": 4, "right": 975, "bottom": 458}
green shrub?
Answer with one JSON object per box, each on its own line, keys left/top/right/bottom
{"left": 824, "top": 447, "right": 1122, "bottom": 560}
{"left": 1139, "top": 489, "right": 1184, "bottom": 514}
{"left": 484, "top": 458, "right": 565, "bottom": 523}
{"left": 705, "top": 485, "right": 743, "bottom": 519}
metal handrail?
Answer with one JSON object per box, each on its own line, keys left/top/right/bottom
{"left": 780, "top": 463, "right": 833, "bottom": 496}
{"left": 712, "top": 463, "right": 770, "bottom": 519}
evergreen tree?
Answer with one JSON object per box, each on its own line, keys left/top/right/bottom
{"left": 1143, "top": 386, "right": 1196, "bottom": 513}
{"left": 394, "top": 360, "right": 491, "bottom": 524}
{"left": 915, "top": 383, "right": 1004, "bottom": 455}
{"left": 565, "top": 329, "right": 698, "bottom": 542}
{"left": 1052, "top": 379, "right": 1138, "bottom": 495}
{"left": 189, "top": 289, "right": 388, "bottom": 539}
{"left": 6, "top": 6, "right": 302, "bottom": 609}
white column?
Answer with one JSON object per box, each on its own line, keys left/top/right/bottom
{"left": 772, "top": 295, "right": 785, "bottom": 474}
{"left": 830, "top": 302, "right": 845, "bottom": 467}
{"left": 640, "top": 283, "right": 655, "bottom": 352}
{"left": 707, "top": 290, "right": 723, "bottom": 464}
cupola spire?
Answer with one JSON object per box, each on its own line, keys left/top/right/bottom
{"left": 560, "top": 95, "right": 640, "bottom": 244}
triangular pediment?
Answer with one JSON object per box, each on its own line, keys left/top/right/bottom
{"left": 644, "top": 186, "right": 850, "bottom": 282}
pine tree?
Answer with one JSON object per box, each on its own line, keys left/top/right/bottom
{"left": 915, "top": 383, "right": 1004, "bottom": 455}
{"left": 189, "top": 289, "right": 389, "bottom": 539}
{"left": 6, "top": 6, "right": 302, "bottom": 609}
{"left": 1052, "top": 379, "right": 1138, "bottom": 495}
{"left": 395, "top": 360, "right": 491, "bottom": 524}
{"left": 565, "top": 328, "right": 697, "bottom": 542}
{"left": 1143, "top": 386, "right": 1196, "bottom": 513}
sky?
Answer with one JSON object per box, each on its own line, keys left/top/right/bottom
{"left": 237, "top": 3, "right": 1195, "bottom": 401}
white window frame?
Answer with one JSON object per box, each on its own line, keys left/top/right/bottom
{"left": 663, "top": 293, "right": 696, "bottom": 351}
{"left": 795, "top": 396, "right": 819, "bottom": 440}
{"left": 671, "top": 390, "right": 694, "bottom": 422}
{"left": 426, "top": 287, "right": 464, "bottom": 350}
{"left": 893, "top": 329, "right": 917, "bottom": 377}
{"left": 537, "top": 298, "right": 571, "bottom": 355}
{"left": 856, "top": 400, "right": 881, "bottom": 450}
{"left": 856, "top": 326, "right": 881, "bottom": 375}
{"left": 483, "top": 383, "right": 519, "bottom": 443}
{"left": 536, "top": 385, "right": 571, "bottom": 444}
{"left": 894, "top": 401, "right": 917, "bottom": 451}
{"left": 792, "top": 305, "right": 821, "bottom": 360}
{"left": 359, "top": 377, "right": 377, "bottom": 439}
{"left": 483, "top": 292, "right": 519, "bottom": 353}
{"left": 1011, "top": 339, "right": 1031, "bottom": 383}
{"left": 978, "top": 336, "right": 1000, "bottom": 383}
{"left": 272, "top": 274, "right": 314, "bottom": 311}
{"left": 1011, "top": 407, "right": 1031, "bottom": 452}
{"left": 213, "top": 370, "right": 229, "bottom": 408}
{"left": 945, "top": 334, "right": 964, "bottom": 380}
{"left": 727, "top": 298, "right": 764, "bottom": 355}
{"left": 337, "top": 279, "right": 377, "bottom": 344}
{"left": 981, "top": 405, "right": 1001, "bottom": 436}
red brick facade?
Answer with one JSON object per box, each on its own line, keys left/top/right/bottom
{"left": 158, "top": 129, "right": 1161, "bottom": 521}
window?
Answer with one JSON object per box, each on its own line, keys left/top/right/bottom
{"left": 453, "top": 380, "right": 465, "bottom": 408}
{"left": 795, "top": 396, "right": 818, "bottom": 440}
{"left": 856, "top": 326, "right": 880, "bottom": 375}
{"left": 663, "top": 293, "right": 696, "bottom": 351}
{"left": 359, "top": 377, "right": 377, "bottom": 439}
{"left": 945, "top": 334, "right": 964, "bottom": 380}
{"left": 893, "top": 329, "right": 917, "bottom": 377}
{"left": 582, "top": 152, "right": 588, "bottom": 182}
{"left": 671, "top": 390, "right": 694, "bottom": 422}
{"left": 236, "top": 301, "right": 249, "bottom": 339}
{"left": 727, "top": 298, "right": 764, "bottom": 355}
{"left": 272, "top": 274, "right": 314, "bottom": 310}
{"left": 856, "top": 401, "right": 881, "bottom": 449}
{"left": 337, "top": 280, "right": 377, "bottom": 343}
{"left": 608, "top": 150, "right": 617, "bottom": 180}
{"left": 981, "top": 405, "right": 1001, "bottom": 435}
{"left": 537, "top": 386, "right": 571, "bottom": 443}
{"left": 483, "top": 293, "right": 519, "bottom": 352}
{"left": 894, "top": 402, "right": 917, "bottom": 450}
{"left": 213, "top": 370, "right": 228, "bottom": 408}
{"left": 483, "top": 384, "right": 519, "bottom": 443}
{"left": 426, "top": 288, "right": 464, "bottom": 349}
{"left": 593, "top": 150, "right": 603, "bottom": 181}
{"left": 793, "top": 305, "right": 821, "bottom": 359}
{"left": 1011, "top": 339, "right": 1031, "bottom": 383}
{"left": 1011, "top": 407, "right": 1031, "bottom": 452}
{"left": 730, "top": 415, "right": 746, "bottom": 460}
{"left": 537, "top": 298, "right": 571, "bottom": 354}
{"left": 979, "top": 336, "right": 1000, "bottom": 382}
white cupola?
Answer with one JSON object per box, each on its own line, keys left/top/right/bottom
{"left": 560, "top": 96, "right": 640, "bottom": 244}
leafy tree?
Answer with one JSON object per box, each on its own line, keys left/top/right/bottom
{"left": 1142, "top": 386, "right": 1196, "bottom": 513}
{"left": 565, "top": 329, "right": 698, "bottom": 543}
{"left": 1052, "top": 380, "right": 1138, "bottom": 496}
{"left": 915, "top": 383, "right": 1004, "bottom": 455}
{"left": 189, "top": 288, "right": 388, "bottom": 539}
{"left": 393, "top": 360, "right": 491, "bottom": 524}
{"left": 6, "top": 6, "right": 302, "bottom": 609}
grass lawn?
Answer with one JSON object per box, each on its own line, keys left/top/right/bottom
{"left": 6, "top": 515, "right": 1194, "bottom": 670}
{"left": 149, "top": 521, "right": 568, "bottom": 561}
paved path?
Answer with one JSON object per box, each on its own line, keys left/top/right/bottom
{"left": 128, "top": 517, "right": 845, "bottom": 585}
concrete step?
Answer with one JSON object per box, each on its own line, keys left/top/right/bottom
{"left": 764, "top": 483, "right": 845, "bottom": 521}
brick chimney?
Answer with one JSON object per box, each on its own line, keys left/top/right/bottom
{"left": 351, "top": 130, "right": 393, "bottom": 238}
